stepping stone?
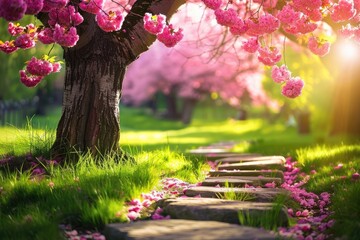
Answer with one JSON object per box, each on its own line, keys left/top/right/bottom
{"left": 205, "top": 153, "right": 262, "bottom": 161}
{"left": 214, "top": 156, "right": 286, "bottom": 165}
{"left": 157, "top": 198, "right": 289, "bottom": 226}
{"left": 104, "top": 219, "right": 278, "bottom": 240}
{"left": 202, "top": 176, "right": 283, "bottom": 187}
{"left": 209, "top": 170, "right": 284, "bottom": 180}
{"left": 185, "top": 186, "right": 288, "bottom": 202}
{"left": 218, "top": 159, "right": 285, "bottom": 171}
{"left": 188, "top": 148, "right": 230, "bottom": 154}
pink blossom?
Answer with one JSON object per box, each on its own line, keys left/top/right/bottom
{"left": 284, "top": 16, "right": 317, "bottom": 35}
{"left": 214, "top": 8, "right": 238, "bottom": 27}
{"left": 19, "top": 70, "right": 44, "bottom": 87}
{"left": 281, "top": 77, "right": 304, "bottom": 98}
{"left": 79, "top": 0, "right": 104, "bottom": 14}
{"left": 157, "top": 24, "right": 184, "bottom": 47}
{"left": 264, "top": 181, "right": 276, "bottom": 188}
{"left": 333, "top": 163, "right": 343, "bottom": 170}
{"left": 42, "top": 0, "right": 69, "bottom": 12}
{"left": 308, "top": 37, "right": 330, "bottom": 57}
{"left": 307, "top": 9, "right": 323, "bottom": 21}
{"left": 229, "top": 18, "right": 247, "bottom": 36}
{"left": 53, "top": 24, "right": 79, "bottom": 47}
{"left": 129, "top": 199, "right": 141, "bottom": 206}
{"left": 128, "top": 205, "right": 142, "bottom": 213}
{"left": 293, "top": 0, "right": 322, "bottom": 13}
{"left": 301, "top": 209, "right": 310, "bottom": 217}
{"left": 330, "top": 0, "right": 356, "bottom": 22}
{"left": 202, "top": 0, "right": 222, "bottom": 10}
{"left": 258, "top": 14, "right": 280, "bottom": 34}
{"left": 257, "top": 46, "right": 282, "bottom": 66}
{"left": 0, "top": 40, "right": 19, "bottom": 54}
{"left": 127, "top": 211, "right": 140, "bottom": 221}
{"left": 0, "top": 0, "right": 26, "bottom": 21}
{"left": 352, "top": 172, "right": 360, "bottom": 180}
{"left": 48, "top": 5, "right": 84, "bottom": 28}
{"left": 24, "top": 0, "right": 44, "bottom": 15}
{"left": 142, "top": 200, "right": 152, "bottom": 207}
{"left": 151, "top": 207, "right": 170, "bottom": 220}
{"left": 38, "top": 28, "right": 55, "bottom": 44}
{"left": 96, "top": 10, "right": 123, "bottom": 32}
{"left": 242, "top": 37, "right": 259, "bottom": 53}
{"left": 8, "top": 22, "right": 25, "bottom": 36}
{"left": 277, "top": 4, "right": 301, "bottom": 25}
{"left": 310, "top": 170, "right": 317, "bottom": 174}
{"left": 245, "top": 18, "right": 264, "bottom": 36}
{"left": 26, "top": 57, "right": 54, "bottom": 76}
{"left": 143, "top": 13, "right": 166, "bottom": 35}
{"left": 271, "top": 65, "right": 291, "bottom": 83}
{"left": 14, "top": 34, "right": 36, "bottom": 49}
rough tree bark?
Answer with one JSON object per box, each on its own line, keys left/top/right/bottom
{"left": 50, "top": 0, "right": 185, "bottom": 157}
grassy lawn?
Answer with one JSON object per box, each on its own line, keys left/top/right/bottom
{"left": 0, "top": 105, "right": 359, "bottom": 239}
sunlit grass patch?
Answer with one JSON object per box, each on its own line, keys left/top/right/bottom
{"left": 0, "top": 147, "right": 207, "bottom": 239}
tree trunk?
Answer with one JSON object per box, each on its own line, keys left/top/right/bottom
{"left": 164, "top": 86, "right": 180, "bottom": 120}
{"left": 52, "top": 32, "right": 130, "bottom": 156}
{"left": 331, "top": 63, "right": 360, "bottom": 136}
{"left": 50, "top": 0, "right": 186, "bottom": 158}
{"left": 181, "top": 98, "right": 197, "bottom": 124}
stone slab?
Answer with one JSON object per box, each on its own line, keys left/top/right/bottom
{"left": 218, "top": 159, "right": 285, "bottom": 171}
{"left": 104, "top": 219, "right": 278, "bottom": 240}
{"left": 157, "top": 198, "right": 288, "bottom": 226}
{"left": 214, "top": 156, "right": 286, "bottom": 165}
{"left": 205, "top": 153, "right": 262, "bottom": 161}
{"left": 202, "top": 176, "right": 283, "bottom": 187}
{"left": 188, "top": 148, "right": 230, "bottom": 154}
{"left": 209, "top": 170, "right": 284, "bottom": 180}
{"left": 184, "top": 186, "right": 288, "bottom": 202}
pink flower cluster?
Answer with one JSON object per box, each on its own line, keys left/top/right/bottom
{"left": 214, "top": 8, "right": 238, "bottom": 27}
{"left": 144, "top": 13, "right": 167, "bottom": 35}
{"left": 271, "top": 65, "right": 304, "bottom": 98}
{"left": 246, "top": 14, "right": 280, "bottom": 36}
{"left": 242, "top": 37, "right": 259, "bottom": 53}
{"left": 143, "top": 13, "right": 183, "bottom": 47}
{"left": 79, "top": 0, "right": 105, "bottom": 14}
{"left": 271, "top": 65, "right": 291, "bottom": 83}
{"left": 257, "top": 46, "right": 282, "bottom": 66}
{"left": 281, "top": 77, "right": 305, "bottom": 98}
{"left": 308, "top": 36, "right": 331, "bottom": 57}
{"left": 202, "top": 0, "right": 222, "bottom": 10}
{"left": 96, "top": 10, "right": 124, "bottom": 32}
{"left": 20, "top": 56, "right": 61, "bottom": 87}
{"left": 331, "top": 0, "right": 356, "bottom": 22}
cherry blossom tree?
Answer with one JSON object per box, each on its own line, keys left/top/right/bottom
{"left": 1, "top": 0, "right": 359, "bottom": 157}
{"left": 123, "top": 5, "right": 274, "bottom": 124}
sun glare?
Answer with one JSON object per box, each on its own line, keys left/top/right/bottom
{"left": 338, "top": 40, "right": 359, "bottom": 61}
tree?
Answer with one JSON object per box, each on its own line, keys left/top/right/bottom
{"left": 123, "top": 5, "right": 274, "bottom": 124}
{"left": 1, "top": 0, "right": 360, "bottom": 158}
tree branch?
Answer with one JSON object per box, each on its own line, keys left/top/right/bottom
{"left": 115, "top": 0, "right": 186, "bottom": 61}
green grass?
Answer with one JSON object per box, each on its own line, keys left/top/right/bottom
{"left": 296, "top": 144, "right": 360, "bottom": 239}
{"left": 0, "top": 105, "right": 360, "bottom": 239}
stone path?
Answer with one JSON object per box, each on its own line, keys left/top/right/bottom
{"left": 105, "top": 142, "right": 289, "bottom": 240}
